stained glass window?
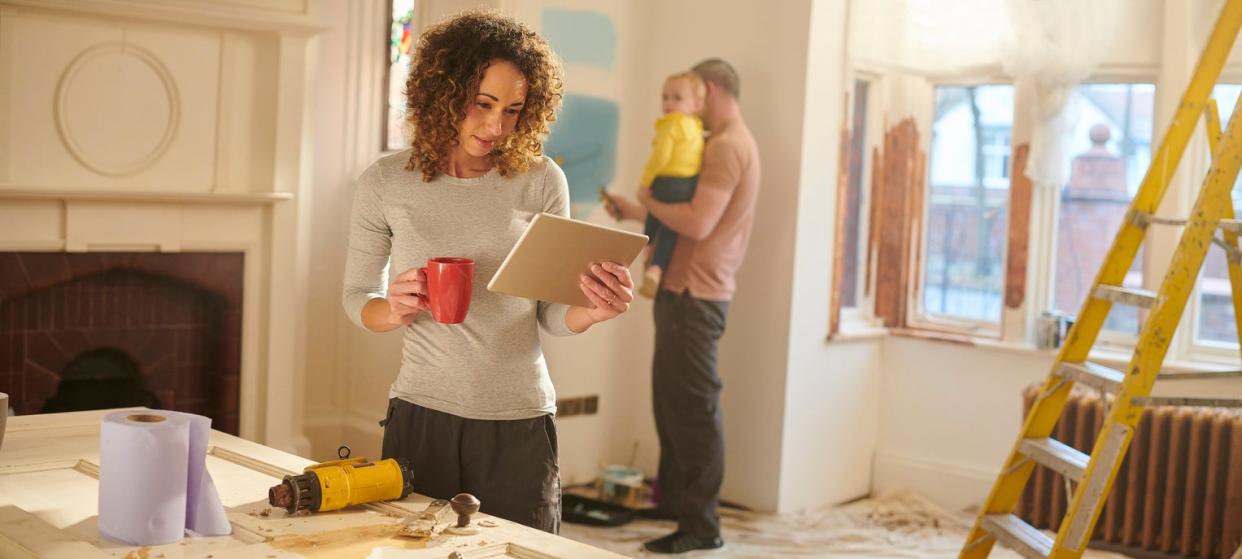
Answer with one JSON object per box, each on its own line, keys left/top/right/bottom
{"left": 386, "top": 0, "right": 416, "bottom": 151}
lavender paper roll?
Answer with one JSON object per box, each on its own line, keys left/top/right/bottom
{"left": 97, "top": 410, "right": 231, "bottom": 545}
{"left": 98, "top": 411, "right": 190, "bottom": 545}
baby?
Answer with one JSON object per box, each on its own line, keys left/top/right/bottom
{"left": 635, "top": 71, "right": 705, "bottom": 297}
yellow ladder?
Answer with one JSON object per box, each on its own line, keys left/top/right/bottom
{"left": 962, "top": 1, "right": 1242, "bottom": 557}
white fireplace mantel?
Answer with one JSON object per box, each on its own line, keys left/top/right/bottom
{"left": 0, "top": 0, "right": 324, "bottom": 454}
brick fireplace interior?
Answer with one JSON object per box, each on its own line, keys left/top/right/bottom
{"left": 0, "top": 253, "right": 243, "bottom": 434}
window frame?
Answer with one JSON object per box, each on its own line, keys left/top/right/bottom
{"left": 844, "top": 23, "right": 1242, "bottom": 370}
{"left": 382, "top": 0, "right": 426, "bottom": 153}
{"left": 908, "top": 76, "right": 1015, "bottom": 338}
{"left": 833, "top": 66, "right": 887, "bottom": 332}
{"left": 1182, "top": 76, "right": 1242, "bottom": 363}
{"left": 1041, "top": 77, "right": 1160, "bottom": 351}
{"left": 843, "top": 73, "right": 881, "bottom": 316}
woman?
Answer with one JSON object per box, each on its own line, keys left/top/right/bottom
{"left": 342, "top": 10, "right": 634, "bottom": 533}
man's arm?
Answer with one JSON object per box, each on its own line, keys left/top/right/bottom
{"left": 642, "top": 138, "right": 741, "bottom": 240}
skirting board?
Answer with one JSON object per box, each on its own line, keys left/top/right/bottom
{"left": 872, "top": 450, "right": 995, "bottom": 512}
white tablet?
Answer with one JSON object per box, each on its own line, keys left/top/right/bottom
{"left": 488, "top": 213, "right": 648, "bottom": 307}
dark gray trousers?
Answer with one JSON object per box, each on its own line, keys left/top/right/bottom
{"left": 644, "top": 175, "right": 699, "bottom": 270}
{"left": 380, "top": 398, "right": 561, "bottom": 533}
{"left": 652, "top": 289, "right": 728, "bottom": 538}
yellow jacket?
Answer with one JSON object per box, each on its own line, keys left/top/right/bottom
{"left": 639, "top": 112, "right": 704, "bottom": 188}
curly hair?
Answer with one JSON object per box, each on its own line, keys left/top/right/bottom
{"left": 403, "top": 10, "right": 564, "bottom": 182}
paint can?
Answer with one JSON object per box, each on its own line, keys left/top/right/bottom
{"left": 599, "top": 465, "right": 643, "bottom": 507}
{"left": 1036, "top": 310, "right": 1074, "bottom": 349}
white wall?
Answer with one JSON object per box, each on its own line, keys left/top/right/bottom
{"left": 874, "top": 338, "right": 1053, "bottom": 510}
{"left": 874, "top": 336, "right": 1242, "bottom": 511}
{"left": 775, "top": 0, "right": 881, "bottom": 512}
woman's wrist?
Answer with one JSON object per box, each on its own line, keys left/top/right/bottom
{"left": 363, "top": 298, "right": 406, "bottom": 332}
{"left": 565, "top": 306, "right": 600, "bottom": 333}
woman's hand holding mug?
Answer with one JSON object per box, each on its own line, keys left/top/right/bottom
{"left": 386, "top": 267, "right": 429, "bottom": 327}
{"left": 387, "top": 258, "right": 475, "bottom": 326}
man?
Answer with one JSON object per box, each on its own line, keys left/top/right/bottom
{"left": 606, "top": 58, "right": 761, "bottom": 555}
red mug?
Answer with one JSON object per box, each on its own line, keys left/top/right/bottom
{"left": 420, "top": 257, "right": 474, "bottom": 324}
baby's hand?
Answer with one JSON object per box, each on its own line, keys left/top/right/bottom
{"left": 601, "top": 190, "right": 621, "bottom": 221}
{"left": 637, "top": 187, "right": 653, "bottom": 207}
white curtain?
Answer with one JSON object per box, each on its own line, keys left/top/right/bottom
{"left": 849, "top": 0, "right": 1125, "bottom": 190}
{"left": 902, "top": 0, "right": 1013, "bottom": 72}
{"left": 1003, "top": 0, "right": 1124, "bottom": 191}
{"left": 850, "top": 0, "right": 1012, "bottom": 73}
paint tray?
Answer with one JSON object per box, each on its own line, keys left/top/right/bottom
{"left": 562, "top": 493, "right": 635, "bottom": 527}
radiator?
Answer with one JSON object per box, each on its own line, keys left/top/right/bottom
{"left": 1017, "top": 387, "right": 1242, "bottom": 559}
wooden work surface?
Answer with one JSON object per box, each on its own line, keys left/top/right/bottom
{"left": 0, "top": 409, "right": 625, "bottom": 559}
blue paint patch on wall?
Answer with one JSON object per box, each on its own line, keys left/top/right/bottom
{"left": 545, "top": 94, "right": 619, "bottom": 218}
{"left": 542, "top": 8, "right": 616, "bottom": 70}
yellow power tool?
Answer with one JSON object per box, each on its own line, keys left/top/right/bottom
{"left": 268, "top": 446, "right": 414, "bottom": 513}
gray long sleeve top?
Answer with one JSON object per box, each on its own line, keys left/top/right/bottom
{"left": 342, "top": 151, "right": 575, "bottom": 420}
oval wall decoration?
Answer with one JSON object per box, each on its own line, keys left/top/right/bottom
{"left": 54, "top": 43, "right": 181, "bottom": 177}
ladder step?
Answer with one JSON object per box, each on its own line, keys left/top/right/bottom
{"left": 1159, "top": 369, "right": 1242, "bottom": 380}
{"left": 1059, "top": 361, "right": 1125, "bottom": 393}
{"left": 1019, "top": 438, "right": 1089, "bottom": 483}
{"left": 1132, "top": 396, "right": 1242, "bottom": 408}
{"left": 981, "top": 514, "right": 1053, "bottom": 559}
{"left": 1131, "top": 212, "right": 1188, "bottom": 227}
{"left": 1093, "top": 285, "right": 1157, "bottom": 308}
{"left": 1133, "top": 213, "right": 1242, "bottom": 232}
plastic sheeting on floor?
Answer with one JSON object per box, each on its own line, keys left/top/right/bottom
{"left": 560, "top": 489, "right": 1130, "bottom": 558}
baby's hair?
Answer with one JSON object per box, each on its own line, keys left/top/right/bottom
{"left": 666, "top": 71, "right": 706, "bottom": 103}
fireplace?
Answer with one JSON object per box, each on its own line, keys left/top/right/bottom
{"left": 0, "top": 252, "right": 243, "bottom": 434}
{"left": 0, "top": 0, "right": 320, "bottom": 454}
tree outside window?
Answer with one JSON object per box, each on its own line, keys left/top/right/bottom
{"left": 922, "top": 85, "right": 1014, "bottom": 323}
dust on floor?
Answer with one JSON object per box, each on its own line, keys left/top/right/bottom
{"left": 559, "top": 489, "right": 1130, "bottom": 558}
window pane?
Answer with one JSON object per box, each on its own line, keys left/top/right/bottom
{"left": 840, "top": 80, "right": 869, "bottom": 309}
{"left": 1053, "top": 84, "right": 1154, "bottom": 335}
{"left": 1196, "top": 84, "right": 1242, "bottom": 344}
{"left": 386, "top": 0, "right": 417, "bottom": 151}
{"left": 923, "top": 85, "right": 1013, "bottom": 322}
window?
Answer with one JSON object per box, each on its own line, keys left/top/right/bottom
{"left": 385, "top": 0, "right": 417, "bottom": 151}
{"left": 1052, "top": 83, "right": 1155, "bottom": 335}
{"left": 1195, "top": 84, "right": 1242, "bottom": 345}
{"left": 840, "top": 79, "right": 870, "bottom": 310}
{"left": 921, "top": 84, "right": 1014, "bottom": 324}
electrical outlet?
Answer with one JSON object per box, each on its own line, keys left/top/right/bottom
{"left": 556, "top": 395, "right": 599, "bottom": 417}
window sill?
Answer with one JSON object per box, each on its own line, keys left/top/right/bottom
{"left": 829, "top": 322, "right": 889, "bottom": 342}
{"left": 1087, "top": 347, "right": 1241, "bottom": 374}
{"left": 887, "top": 327, "right": 1241, "bottom": 373}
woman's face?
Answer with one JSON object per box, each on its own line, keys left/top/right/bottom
{"left": 458, "top": 60, "right": 528, "bottom": 159}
